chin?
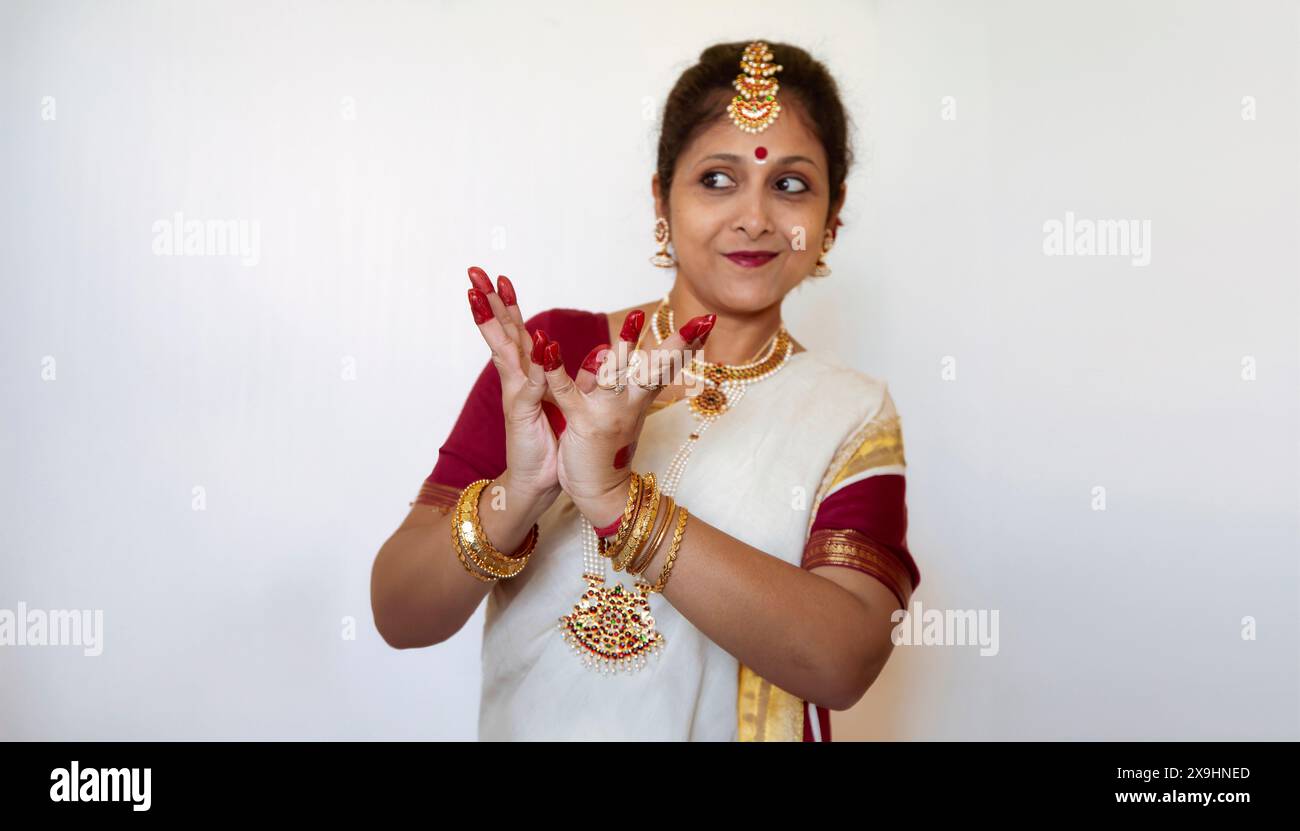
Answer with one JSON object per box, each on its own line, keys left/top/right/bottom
{"left": 700, "top": 272, "right": 789, "bottom": 314}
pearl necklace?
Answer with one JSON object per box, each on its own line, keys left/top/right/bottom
{"left": 558, "top": 294, "right": 795, "bottom": 674}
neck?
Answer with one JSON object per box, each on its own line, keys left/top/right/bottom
{"left": 666, "top": 280, "right": 784, "bottom": 366}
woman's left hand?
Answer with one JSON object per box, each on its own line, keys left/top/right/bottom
{"left": 536, "top": 309, "right": 716, "bottom": 527}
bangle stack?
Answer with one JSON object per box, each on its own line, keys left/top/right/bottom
{"left": 596, "top": 471, "right": 688, "bottom": 594}
{"left": 451, "top": 479, "right": 539, "bottom": 583}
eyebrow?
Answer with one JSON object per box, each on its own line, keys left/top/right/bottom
{"left": 698, "top": 152, "right": 821, "bottom": 170}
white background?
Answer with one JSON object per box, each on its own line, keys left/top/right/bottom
{"left": 1, "top": 0, "right": 1296, "bottom": 739}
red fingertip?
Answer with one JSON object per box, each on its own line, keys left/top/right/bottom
{"left": 530, "top": 329, "right": 549, "bottom": 365}
{"left": 496, "top": 275, "right": 517, "bottom": 306}
{"left": 468, "top": 266, "right": 494, "bottom": 295}
{"left": 619, "top": 309, "right": 645, "bottom": 342}
{"left": 542, "top": 341, "right": 563, "bottom": 372}
{"left": 679, "top": 313, "right": 716, "bottom": 344}
{"left": 468, "top": 288, "right": 493, "bottom": 323}
{"left": 696, "top": 314, "right": 716, "bottom": 345}
{"left": 581, "top": 343, "right": 610, "bottom": 374}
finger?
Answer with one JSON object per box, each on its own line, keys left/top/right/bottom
{"left": 594, "top": 309, "right": 645, "bottom": 398}
{"left": 495, "top": 275, "right": 525, "bottom": 329}
{"left": 468, "top": 288, "right": 522, "bottom": 375}
{"left": 469, "top": 265, "right": 529, "bottom": 362}
{"left": 494, "top": 273, "right": 532, "bottom": 367}
{"left": 576, "top": 342, "right": 611, "bottom": 395}
{"left": 516, "top": 335, "right": 550, "bottom": 409}
{"left": 538, "top": 339, "right": 584, "bottom": 415}
{"left": 468, "top": 266, "right": 515, "bottom": 339}
{"left": 522, "top": 331, "right": 567, "bottom": 436}
{"left": 504, "top": 330, "right": 561, "bottom": 438}
{"left": 628, "top": 313, "right": 715, "bottom": 408}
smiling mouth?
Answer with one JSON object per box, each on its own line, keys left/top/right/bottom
{"left": 724, "top": 251, "right": 778, "bottom": 268}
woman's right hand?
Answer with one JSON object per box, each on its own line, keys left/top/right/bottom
{"left": 465, "top": 266, "right": 563, "bottom": 506}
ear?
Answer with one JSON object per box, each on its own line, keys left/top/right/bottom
{"left": 651, "top": 172, "right": 667, "bottom": 219}
{"left": 828, "top": 182, "right": 847, "bottom": 238}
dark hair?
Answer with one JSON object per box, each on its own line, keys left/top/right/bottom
{"left": 656, "top": 40, "right": 853, "bottom": 232}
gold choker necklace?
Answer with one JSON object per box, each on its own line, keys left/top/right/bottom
{"left": 650, "top": 294, "right": 793, "bottom": 417}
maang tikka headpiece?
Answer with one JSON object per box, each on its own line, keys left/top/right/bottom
{"left": 726, "top": 41, "right": 783, "bottom": 134}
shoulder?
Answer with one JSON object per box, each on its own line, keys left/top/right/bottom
{"left": 794, "top": 349, "right": 898, "bottom": 423}
{"left": 797, "top": 351, "right": 907, "bottom": 489}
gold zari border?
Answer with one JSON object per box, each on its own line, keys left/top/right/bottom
{"left": 411, "top": 480, "right": 461, "bottom": 513}
{"left": 803, "top": 528, "right": 913, "bottom": 609}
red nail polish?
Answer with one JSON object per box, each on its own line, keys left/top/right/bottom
{"left": 468, "top": 288, "right": 493, "bottom": 323}
{"left": 540, "top": 400, "right": 566, "bottom": 437}
{"left": 542, "top": 341, "right": 563, "bottom": 372}
{"left": 468, "top": 266, "right": 494, "bottom": 295}
{"left": 496, "top": 275, "right": 517, "bottom": 306}
{"left": 530, "top": 329, "right": 549, "bottom": 365}
{"left": 619, "top": 309, "right": 645, "bottom": 342}
{"left": 695, "top": 314, "right": 717, "bottom": 345}
{"left": 581, "top": 343, "right": 610, "bottom": 374}
{"left": 679, "top": 313, "right": 714, "bottom": 343}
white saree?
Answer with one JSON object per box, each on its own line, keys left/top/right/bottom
{"left": 476, "top": 349, "right": 901, "bottom": 740}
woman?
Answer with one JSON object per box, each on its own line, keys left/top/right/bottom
{"left": 370, "top": 40, "right": 919, "bottom": 741}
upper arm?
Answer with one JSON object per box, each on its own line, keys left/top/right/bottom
{"left": 801, "top": 386, "right": 919, "bottom": 698}
{"left": 801, "top": 384, "right": 917, "bottom": 606}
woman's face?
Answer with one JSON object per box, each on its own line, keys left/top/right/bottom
{"left": 655, "top": 100, "right": 843, "bottom": 317}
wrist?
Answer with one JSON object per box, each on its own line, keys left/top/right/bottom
{"left": 577, "top": 475, "right": 635, "bottom": 533}
{"left": 496, "top": 472, "right": 559, "bottom": 523}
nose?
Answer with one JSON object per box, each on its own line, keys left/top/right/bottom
{"left": 732, "top": 182, "right": 774, "bottom": 241}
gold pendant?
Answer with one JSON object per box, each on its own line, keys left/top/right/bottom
{"left": 690, "top": 384, "right": 728, "bottom": 417}
{"left": 559, "top": 575, "right": 665, "bottom": 672}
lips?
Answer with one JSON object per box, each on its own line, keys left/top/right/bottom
{"left": 724, "top": 251, "right": 778, "bottom": 268}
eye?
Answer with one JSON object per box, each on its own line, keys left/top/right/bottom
{"left": 775, "top": 176, "right": 809, "bottom": 194}
{"left": 701, "top": 170, "right": 737, "bottom": 189}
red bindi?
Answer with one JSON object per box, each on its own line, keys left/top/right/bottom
{"left": 754, "top": 146, "right": 768, "bottom": 162}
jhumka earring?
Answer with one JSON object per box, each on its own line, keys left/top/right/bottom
{"left": 650, "top": 216, "right": 676, "bottom": 268}
{"left": 811, "top": 228, "right": 835, "bottom": 278}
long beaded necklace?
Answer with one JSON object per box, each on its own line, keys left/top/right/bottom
{"left": 557, "top": 294, "right": 795, "bottom": 674}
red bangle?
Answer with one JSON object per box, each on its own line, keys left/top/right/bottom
{"left": 593, "top": 516, "right": 622, "bottom": 538}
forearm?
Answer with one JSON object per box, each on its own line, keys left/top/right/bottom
{"left": 654, "top": 516, "right": 891, "bottom": 709}
{"left": 586, "top": 489, "right": 885, "bottom": 710}
{"left": 371, "top": 473, "right": 556, "bottom": 649}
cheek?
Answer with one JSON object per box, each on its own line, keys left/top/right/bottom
{"left": 780, "top": 207, "right": 828, "bottom": 256}
{"left": 673, "top": 203, "right": 721, "bottom": 247}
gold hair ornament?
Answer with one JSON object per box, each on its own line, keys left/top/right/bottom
{"left": 727, "top": 41, "right": 783, "bottom": 134}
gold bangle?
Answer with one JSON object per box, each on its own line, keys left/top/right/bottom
{"left": 452, "top": 479, "right": 536, "bottom": 580}
{"left": 599, "top": 473, "right": 643, "bottom": 558}
{"left": 614, "top": 476, "right": 660, "bottom": 572}
{"left": 453, "top": 530, "right": 498, "bottom": 582}
{"left": 629, "top": 496, "right": 675, "bottom": 576}
{"left": 612, "top": 473, "right": 658, "bottom": 570}
{"left": 642, "top": 505, "right": 687, "bottom": 594}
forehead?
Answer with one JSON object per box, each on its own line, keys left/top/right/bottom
{"left": 680, "top": 99, "right": 827, "bottom": 171}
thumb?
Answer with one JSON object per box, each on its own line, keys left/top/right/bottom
{"left": 539, "top": 340, "right": 584, "bottom": 414}
{"left": 575, "top": 342, "right": 611, "bottom": 395}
